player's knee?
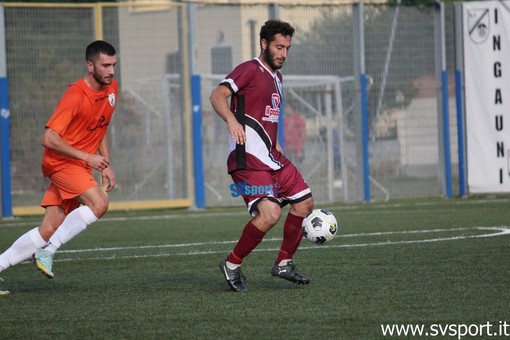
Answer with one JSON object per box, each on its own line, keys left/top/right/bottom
{"left": 293, "top": 197, "right": 314, "bottom": 217}
{"left": 261, "top": 203, "right": 282, "bottom": 226}
{"left": 305, "top": 197, "right": 315, "bottom": 212}
{"left": 90, "top": 195, "right": 109, "bottom": 218}
{"left": 38, "top": 224, "right": 59, "bottom": 241}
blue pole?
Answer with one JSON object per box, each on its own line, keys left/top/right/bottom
{"left": 441, "top": 70, "right": 452, "bottom": 198}
{"left": 0, "top": 77, "right": 12, "bottom": 217}
{"left": 191, "top": 74, "right": 205, "bottom": 208}
{"left": 360, "top": 74, "right": 370, "bottom": 202}
{"left": 0, "top": 5, "right": 12, "bottom": 217}
{"left": 455, "top": 70, "right": 466, "bottom": 197}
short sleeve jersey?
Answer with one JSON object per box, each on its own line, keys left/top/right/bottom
{"left": 220, "top": 58, "right": 290, "bottom": 173}
{"left": 42, "top": 78, "right": 118, "bottom": 176}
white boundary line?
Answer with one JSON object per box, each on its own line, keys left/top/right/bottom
{"left": 3, "top": 197, "right": 510, "bottom": 228}
{"left": 33, "top": 226, "right": 510, "bottom": 263}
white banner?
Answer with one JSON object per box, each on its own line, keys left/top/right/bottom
{"left": 464, "top": 1, "right": 510, "bottom": 193}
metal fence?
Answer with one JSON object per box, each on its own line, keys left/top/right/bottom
{"left": 1, "top": 1, "right": 459, "bottom": 215}
{"left": 4, "top": 2, "right": 192, "bottom": 215}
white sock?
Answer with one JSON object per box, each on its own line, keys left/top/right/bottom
{"left": 277, "top": 259, "right": 291, "bottom": 266}
{"left": 226, "top": 260, "right": 241, "bottom": 270}
{"left": 0, "top": 227, "right": 47, "bottom": 272}
{"left": 46, "top": 206, "right": 98, "bottom": 254}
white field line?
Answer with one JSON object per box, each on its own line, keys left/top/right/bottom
{"left": 26, "top": 226, "right": 510, "bottom": 264}
{"left": 3, "top": 197, "right": 510, "bottom": 228}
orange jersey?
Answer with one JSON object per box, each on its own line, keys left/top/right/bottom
{"left": 42, "top": 78, "right": 118, "bottom": 176}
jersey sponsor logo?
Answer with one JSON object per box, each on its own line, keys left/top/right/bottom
{"left": 95, "top": 92, "right": 116, "bottom": 108}
{"left": 87, "top": 115, "right": 109, "bottom": 132}
{"left": 263, "top": 93, "right": 280, "bottom": 123}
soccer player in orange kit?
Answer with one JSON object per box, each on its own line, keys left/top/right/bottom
{"left": 0, "top": 40, "right": 118, "bottom": 295}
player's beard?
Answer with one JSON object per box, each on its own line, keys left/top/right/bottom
{"left": 93, "top": 70, "right": 113, "bottom": 86}
{"left": 263, "top": 48, "right": 284, "bottom": 71}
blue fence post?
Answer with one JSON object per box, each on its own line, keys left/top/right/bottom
{"left": 441, "top": 71, "right": 453, "bottom": 198}
{"left": 353, "top": 3, "right": 370, "bottom": 203}
{"left": 454, "top": 3, "right": 467, "bottom": 197}
{"left": 455, "top": 70, "right": 466, "bottom": 197}
{"left": 435, "top": 1, "right": 452, "bottom": 199}
{"left": 191, "top": 74, "right": 205, "bottom": 209}
{"left": 0, "top": 6, "right": 12, "bottom": 218}
{"left": 360, "top": 74, "right": 370, "bottom": 202}
{"left": 0, "top": 78, "right": 11, "bottom": 218}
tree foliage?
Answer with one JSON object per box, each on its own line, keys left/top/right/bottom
{"left": 285, "top": 4, "right": 438, "bottom": 124}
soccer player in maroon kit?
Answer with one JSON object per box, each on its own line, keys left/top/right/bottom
{"left": 210, "top": 19, "right": 314, "bottom": 292}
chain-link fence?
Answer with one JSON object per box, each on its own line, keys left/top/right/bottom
{"left": 5, "top": 3, "right": 192, "bottom": 213}
{"left": 194, "top": 2, "right": 458, "bottom": 206}
{"left": 2, "top": 1, "right": 459, "bottom": 214}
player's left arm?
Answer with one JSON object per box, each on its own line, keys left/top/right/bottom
{"left": 98, "top": 134, "right": 116, "bottom": 192}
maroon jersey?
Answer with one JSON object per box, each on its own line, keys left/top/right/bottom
{"left": 220, "top": 58, "right": 290, "bottom": 173}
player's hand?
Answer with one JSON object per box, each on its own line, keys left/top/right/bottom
{"left": 228, "top": 120, "right": 246, "bottom": 145}
{"left": 101, "top": 166, "right": 116, "bottom": 192}
{"left": 276, "top": 143, "right": 284, "bottom": 154}
{"left": 86, "top": 154, "right": 110, "bottom": 172}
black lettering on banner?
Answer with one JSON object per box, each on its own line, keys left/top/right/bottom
{"left": 492, "top": 11, "right": 504, "bottom": 185}
{"left": 497, "top": 141, "right": 504, "bottom": 157}
{"left": 495, "top": 115, "right": 503, "bottom": 131}
{"left": 495, "top": 89, "right": 502, "bottom": 104}
{"left": 492, "top": 18, "right": 502, "bottom": 186}
{"left": 493, "top": 35, "right": 500, "bottom": 50}
{"left": 494, "top": 62, "right": 502, "bottom": 77}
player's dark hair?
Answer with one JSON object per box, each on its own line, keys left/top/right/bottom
{"left": 86, "top": 40, "right": 116, "bottom": 61}
{"left": 259, "top": 19, "right": 295, "bottom": 43}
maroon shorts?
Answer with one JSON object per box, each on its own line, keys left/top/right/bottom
{"left": 230, "top": 163, "right": 312, "bottom": 216}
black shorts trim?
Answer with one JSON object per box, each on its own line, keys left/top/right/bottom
{"left": 283, "top": 192, "right": 313, "bottom": 206}
{"left": 248, "top": 196, "right": 281, "bottom": 216}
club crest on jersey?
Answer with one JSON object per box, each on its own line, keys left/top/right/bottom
{"left": 263, "top": 93, "right": 280, "bottom": 123}
{"left": 108, "top": 93, "right": 116, "bottom": 107}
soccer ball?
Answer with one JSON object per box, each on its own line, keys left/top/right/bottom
{"left": 302, "top": 209, "right": 338, "bottom": 244}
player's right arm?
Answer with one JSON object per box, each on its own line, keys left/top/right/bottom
{"left": 209, "top": 85, "right": 246, "bottom": 145}
{"left": 41, "top": 128, "right": 110, "bottom": 172}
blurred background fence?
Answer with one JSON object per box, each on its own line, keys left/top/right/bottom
{"left": 1, "top": 1, "right": 461, "bottom": 216}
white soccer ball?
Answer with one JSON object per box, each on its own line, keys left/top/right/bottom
{"left": 302, "top": 209, "right": 338, "bottom": 244}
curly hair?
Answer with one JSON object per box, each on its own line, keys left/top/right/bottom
{"left": 259, "top": 19, "right": 295, "bottom": 43}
